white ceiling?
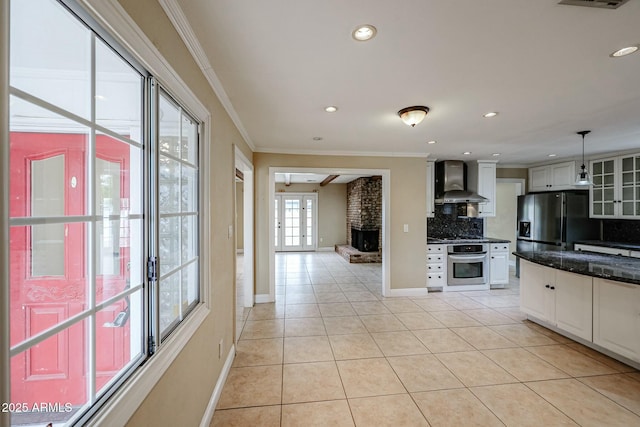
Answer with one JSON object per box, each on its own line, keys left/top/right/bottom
{"left": 170, "top": 0, "right": 640, "bottom": 165}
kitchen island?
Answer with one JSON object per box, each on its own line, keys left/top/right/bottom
{"left": 514, "top": 250, "right": 640, "bottom": 370}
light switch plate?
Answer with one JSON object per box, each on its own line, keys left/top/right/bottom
{"left": 403, "top": 224, "right": 409, "bottom": 233}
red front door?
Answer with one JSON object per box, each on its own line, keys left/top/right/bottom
{"left": 10, "top": 132, "right": 131, "bottom": 405}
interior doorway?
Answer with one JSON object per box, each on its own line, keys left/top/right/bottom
{"left": 268, "top": 167, "right": 391, "bottom": 302}
{"left": 486, "top": 178, "right": 525, "bottom": 268}
{"left": 234, "top": 147, "right": 254, "bottom": 342}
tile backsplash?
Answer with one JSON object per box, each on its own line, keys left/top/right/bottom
{"left": 602, "top": 220, "right": 640, "bottom": 243}
{"left": 427, "top": 204, "right": 483, "bottom": 239}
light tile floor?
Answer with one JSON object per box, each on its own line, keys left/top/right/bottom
{"left": 214, "top": 252, "right": 640, "bottom": 426}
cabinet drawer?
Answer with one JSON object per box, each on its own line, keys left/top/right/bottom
{"left": 427, "top": 273, "right": 445, "bottom": 283}
{"left": 427, "top": 263, "right": 443, "bottom": 272}
{"left": 491, "top": 244, "right": 509, "bottom": 252}
{"left": 427, "top": 245, "right": 445, "bottom": 253}
{"left": 427, "top": 255, "right": 444, "bottom": 263}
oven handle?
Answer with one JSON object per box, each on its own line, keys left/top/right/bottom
{"left": 448, "top": 254, "right": 487, "bottom": 261}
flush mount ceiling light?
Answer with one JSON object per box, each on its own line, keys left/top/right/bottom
{"left": 352, "top": 24, "right": 377, "bottom": 41}
{"left": 548, "top": 154, "right": 557, "bottom": 157}
{"left": 610, "top": 45, "right": 639, "bottom": 57}
{"left": 427, "top": 140, "right": 437, "bottom": 144}
{"left": 492, "top": 153, "right": 501, "bottom": 156}
{"left": 324, "top": 106, "right": 338, "bottom": 113}
{"left": 463, "top": 151, "right": 472, "bottom": 155}
{"left": 575, "top": 130, "right": 593, "bottom": 186}
{"left": 398, "top": 106, "right": 430, "bottom": 127}
{"left": 483, "top": 112, "right": 498, "bottom": 118}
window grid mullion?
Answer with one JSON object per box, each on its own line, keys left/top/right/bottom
{"left": 87, "top": 31, "right": 97, "bottom": 407}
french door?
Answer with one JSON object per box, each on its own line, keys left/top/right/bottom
{"left": 275, "top": 194, "right": 317, "bottom": 252}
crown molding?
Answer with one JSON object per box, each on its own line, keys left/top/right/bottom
{"left": 255, "top": 146, "right": 430, "bottom": 158}
{"left": 159, "top": 0, "right": 255, "bottom": 151}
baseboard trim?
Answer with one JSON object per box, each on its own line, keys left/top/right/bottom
{"left": 200, "top": 343, "right": 235, "bottom": 427}
{"left": 385, "top": 287, "right": 429, "bottom": 297}
{"left": 255, "top": 294, "right": 273, "bottom": 303}
{"left": 316, "top": 246, "right": 334, "bottom": 252}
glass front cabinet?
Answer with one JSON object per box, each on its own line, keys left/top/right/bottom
{"left": 590, "top": 153, "right": 640, "bottom": 219}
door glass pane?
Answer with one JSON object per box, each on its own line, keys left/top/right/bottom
{"left": 96, "top": 39, "right": 143, "bottom": 142}
{"left": 592, "top": 162, "right": 602, "bottom": 175}
{"left": 604, "top": 202, "right": 615, "bottom": 216}
{"left": 96, "top": 158, "right": 121, "bottom": 276}
{"left": 604, "top": 160, "right": 614, "bottom": 174}
{"left": 284, "top": 199, "right": 300, "bottom": 247}
{"left": 593, "top": 189, "right": 602, "bottom": 202}
{"left": 622, "top": 186, "right": 634, "bottom": 201}
{"left": 622, "top": 157, "right": 633, "bottom": 172}
{"left": 622, "top": 202, "right": 634, "bottom": 216}
{"left": 306, "top": 198, "right": 313, "bottom": 246}
{"left": 10, "top": 0, "right": 91, "bottom": 119}
{"left": 31, "top": 155, "right": 65, "bottom": 276}
{"left": 593, "top": 203, "right": 602, "bottom": 215}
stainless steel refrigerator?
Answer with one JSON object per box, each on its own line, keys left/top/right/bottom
{"left": 516, "top": 191, "right": 599, "bottom": 275}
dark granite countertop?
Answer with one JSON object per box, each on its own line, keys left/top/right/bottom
{"left": 428, "top": 237, "right": 511, "bottom": 244}
{"left": 574, "top": 240, "right": 640, "bottom": 252}
{"left": 514, "top": 250, "right": 640, "bottom": 285}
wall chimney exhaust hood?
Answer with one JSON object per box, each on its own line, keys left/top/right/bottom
{"left": 434, "top": 160, "right": 489, "bottom": 204}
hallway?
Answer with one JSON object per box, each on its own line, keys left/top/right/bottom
{"left": 215, "top": 252, "right": 640, "bottom": 426}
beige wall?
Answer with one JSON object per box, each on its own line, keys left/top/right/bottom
{"left": 116, "top": 0, "right": 252, "bottom": 425}
{"left": 275, "top": 183, "right": 348, "bottom": 248}
{"left": 255, "top": 153, "right": 427, "bottom": 293}
{"left": 497, "top": 167, "right": 528, "bottom": 190}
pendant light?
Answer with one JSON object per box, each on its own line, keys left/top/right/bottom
{"left": 575, "top": 130, "right": 593, "bottom": 186}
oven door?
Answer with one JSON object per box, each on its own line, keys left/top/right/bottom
{"left": 447, "top": 254, "right": 488, "bottom": 286}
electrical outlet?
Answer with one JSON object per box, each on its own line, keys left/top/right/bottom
{"left": 219, "top": 339, "right": 223, "bottom": 358}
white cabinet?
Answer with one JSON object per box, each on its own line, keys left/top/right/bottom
{"left": 426, "top": 244, "right": 446, "bottom": 287}
{"left": 590, "top": 153, "right": 640, "bottom": 219}
{"left": 528, "top": 161, "right": 576, "bottom": 192}
{"left": 574, "top": 243, "right": 630, "bottom": 257}
{"left": 489, "top": 243, "right": 510, "bottom": 287}
{"left": 593, "top": 278, "right": 640, "bottom": 363}
{"left": 519, "top": 260, "right": 592, "bottom": 341}
{"left": 467, "top": 160, "right": 497, "bottom": 217}
{"left": 554, "top": 270, "right": 593, "bottom": 341}
{"left": 426, "top": 160, "right": 435, "bottom": 218}
{"left": 520, "top": 260, "right": 555, "bottom": 321}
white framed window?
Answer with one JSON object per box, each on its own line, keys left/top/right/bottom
{"left": 7, "top": 0, "right": 203, "bottom": 424}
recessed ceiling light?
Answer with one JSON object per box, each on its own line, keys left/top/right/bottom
{"left": 610, "top": 45, "right": 639, "bottom": 57}
{"left": 548, "top": 154, "right": 557, "bottom": 157}
{"left": 492, "top": 153, "right": 501, "bottom": 156}
{"left": 312, "top": 137, "right": 323, "bottom": 141}
{"left": 427, "top": 140, "right": 437, "bottom": 145}
{"left": 463, "top": 151, "right": 472, "bottom": 155}
{"left": 324, "top": 106, "right": 338, "bottom": 113}
{"left": 352, "top": 24, "right": 377, "bottom": 41}
{"left": 483, "top": 112, "right": 498, "bottom": 118}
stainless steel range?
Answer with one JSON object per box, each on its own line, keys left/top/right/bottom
{"left": 445, "top": 243, "right": 489, "bottom": 291}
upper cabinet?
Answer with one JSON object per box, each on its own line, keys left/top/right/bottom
{"left": 590, "top": 153, "right": 640, "bottom": 219}
{"left": 528, "top": 161, "right": 576, "bottom": 192}
{"left": 426, "top": 160, "right": 435, "bottom": 218}
{"left": 468, "top": 160, "right": 497, "bottom": 217}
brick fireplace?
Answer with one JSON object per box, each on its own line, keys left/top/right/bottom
{"left": 338, "top": 176, "right": 382, "bottom": 262}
